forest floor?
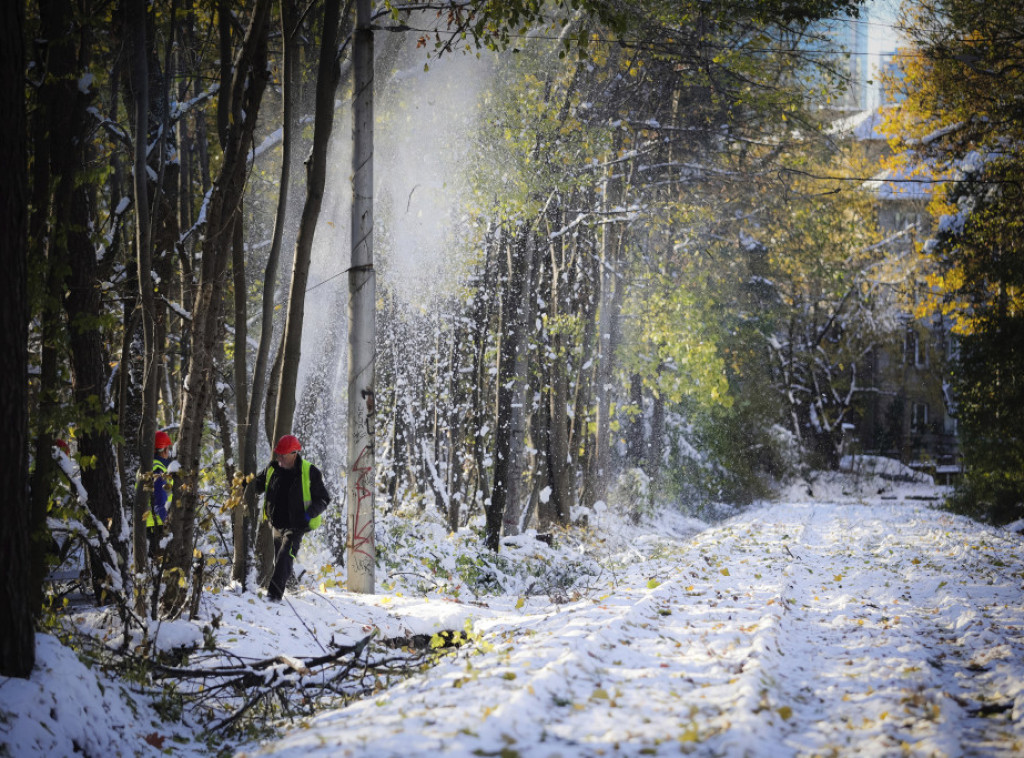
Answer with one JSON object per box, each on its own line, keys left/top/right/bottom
{"left": 2, "top": 475, "right": 1023, "bottom": 757}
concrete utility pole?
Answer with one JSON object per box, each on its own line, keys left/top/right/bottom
{"left": 347, "top": 0, "right": 375, "bottom": 593}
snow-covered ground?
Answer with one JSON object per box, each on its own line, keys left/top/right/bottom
{"left": 3, "top": 477, "right": 1023, "bottom": 757}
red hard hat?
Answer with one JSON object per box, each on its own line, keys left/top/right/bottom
{"left": 155, "top": 430, "right": 172, "bottom": 450}
{"left": 274, "top": 434, "right": 302, "bottom": 455}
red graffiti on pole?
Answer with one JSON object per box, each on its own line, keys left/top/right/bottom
{"left": 349, "top": 444, "right": 374, "bottom": 563}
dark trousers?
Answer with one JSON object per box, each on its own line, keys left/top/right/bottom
{"left": 268, "top": 528, "right": 306, "bottom": 600}
{"left": 146, "top": 525, "right": 165, "bottom": 558}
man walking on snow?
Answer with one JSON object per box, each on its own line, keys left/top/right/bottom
{"left": 254, "top": 434, "right": 331, "bottom": 601}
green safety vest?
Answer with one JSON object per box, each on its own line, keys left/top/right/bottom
{"left": 265, "top": 459, "right": 322, "bottom": 529}
{"left": 145, "top": 459, "right": 173, "bottom": 527}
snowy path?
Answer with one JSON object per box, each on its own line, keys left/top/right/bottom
{"left": 257, "top": 502, "right": 1024, "bottom": 757}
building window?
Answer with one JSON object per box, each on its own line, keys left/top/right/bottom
{"left": 904, "top": 328, "right": 927, "bottom": 368}
{"left": 912, "top": 402, "right": 929, "bottom": 433}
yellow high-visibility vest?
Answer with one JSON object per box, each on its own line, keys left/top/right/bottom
{"left": 145, "top": 459, "right": 173, "bottom": 527}
{"left": 264, "top": 459, "right": 321, "bottom": 529}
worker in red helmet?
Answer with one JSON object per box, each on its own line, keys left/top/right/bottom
{"left": 253, "top": 434, "right": 331, "bottom": 601}
{"left": 144, "top": 430, "right": 175, "bottom": 558}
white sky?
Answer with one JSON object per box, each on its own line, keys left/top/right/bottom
{"left": 866, "top": 0, "right": 903, "bottom": 57}
{"left": 863, "top": 0, "right": 905, "bottom": 108}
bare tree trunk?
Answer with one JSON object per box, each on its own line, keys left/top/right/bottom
{"left": 66, "top": 154, "right": 127, "bottom": 595}
{"left": 166, "top": 0, "right": 271, "bottom": 613}
{"left": 627, "top": 374, "right": 644, "bottom": 467}
{"left": 229, "top": 214, "right": 252, "bottom": 584}
{"left": 214, "top": 341, "right": 236, "bottom": 487}
{"left": 0, "top": 0, "right": 34, "bottom": 677}
{"left": 534, "top": 382, "right": 558, "bottom": 529}
{"left": 570, "top": 222, "right": 598, "bottom": 508}
{"left": 272, "top": 0, "right": 347, "bottom": 439}
{"left": 444, "top": 331, "right": 464, "bottom": 532}
{"left": 347, "top": 0, "right": 375, "bottom": 593}
{"left": 547, "top": 213, "right": 573, "bottom": 526}
{"left": 470, "top": 241, "right": 498, "bottom": 517}
{"left": 489, "top": 228, "right": 531, "bottom": 550}
{"left": 650, "top": 390, "right": 665, "bottom": 476}
{"left": 26, "top": 0, "right": 81, "bottom": 581}
{"left": 591, "top": 141, "right": 625, "bottom": 503}
{"left": 125, "top": 0, "right": 159, "bottom": 583}
{"left": 30, "top": 0, "right": 128, "bottom": 599}
{"left": 234, "top": 0, "right": 302, "bottom": 586}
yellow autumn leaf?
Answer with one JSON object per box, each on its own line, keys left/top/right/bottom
{"left": 777, "top": 705, "right": 793, "bottom": 720}
{"left": 678, "top": 723, "right": 700, "bottom": 742}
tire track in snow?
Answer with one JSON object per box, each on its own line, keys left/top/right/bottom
{"left": 730, "top": 502, "right": 1024, "bottom": 757}
{"left": 260, "top": 502, "right": 1024, "bottom": 758}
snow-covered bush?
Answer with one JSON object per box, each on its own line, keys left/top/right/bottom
{"left": 660, "top": 405, "right": 786, "bottom": 517}
{"left": 375, "top": 508, "right": 603, "bottom": 600}
{"left": 614, "top": 468, "right": 654, "bottom": 525}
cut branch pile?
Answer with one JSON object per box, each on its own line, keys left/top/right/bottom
{"left": 150, "top": 630, "right": 447, "bottom": 735}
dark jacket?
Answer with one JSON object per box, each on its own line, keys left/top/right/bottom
{"left": 151, "top": 455, "right": 172, "bottom": 524}
{"left": 255, "top": 455, "right": 331, "bottom": 530}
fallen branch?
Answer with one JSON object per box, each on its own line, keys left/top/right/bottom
{"left": 148, "top": 629, "right": 456, "bottom": 735}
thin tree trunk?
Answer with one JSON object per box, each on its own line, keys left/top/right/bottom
{"left": 235, "top": 0, "right": 302, "bottom": 586}
{"left": 126, "top": 0, "right": 159, "bottom": 581}
{"left": 470, "top": 242, "right": 497, "bottom": 516}
{"left": 650, "top": 390, "right": 665, "bottom": 476}
{"left": 66, "top": 153, "right": 127, "bottom": 596}
{"left": 548, "top": 212, "right": 573, "bottom": 526}
{"left": 570, "top": 221, "right": 598, "bottom": 508}
{"left": 27, "top": 0, "right": 79, "bottom": 578}
{"left": 489, "top": 228, "right": 531, "bottom": 550}
{"left": 534, "top": 383, "right": 557, "bottom": 529}
{"left": 445, "top": 330, "right": 464, "bottom": 532}
{"left": 272, "top": 0, "right": 347, "bottom": 439}
{"left": 229, "top": 214, "right": 254, "bottom": 584}
{"left": 502, "top": 232, "right": 536, "bottom": 537}
{"left": 166, "top": 0, "right": 271, "bottom": 613}
{"left": 592, "top": 139, "right": 625, "bottom": 503}
{"left": 627, "top": 374, "right": 644, "bottom": 467}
